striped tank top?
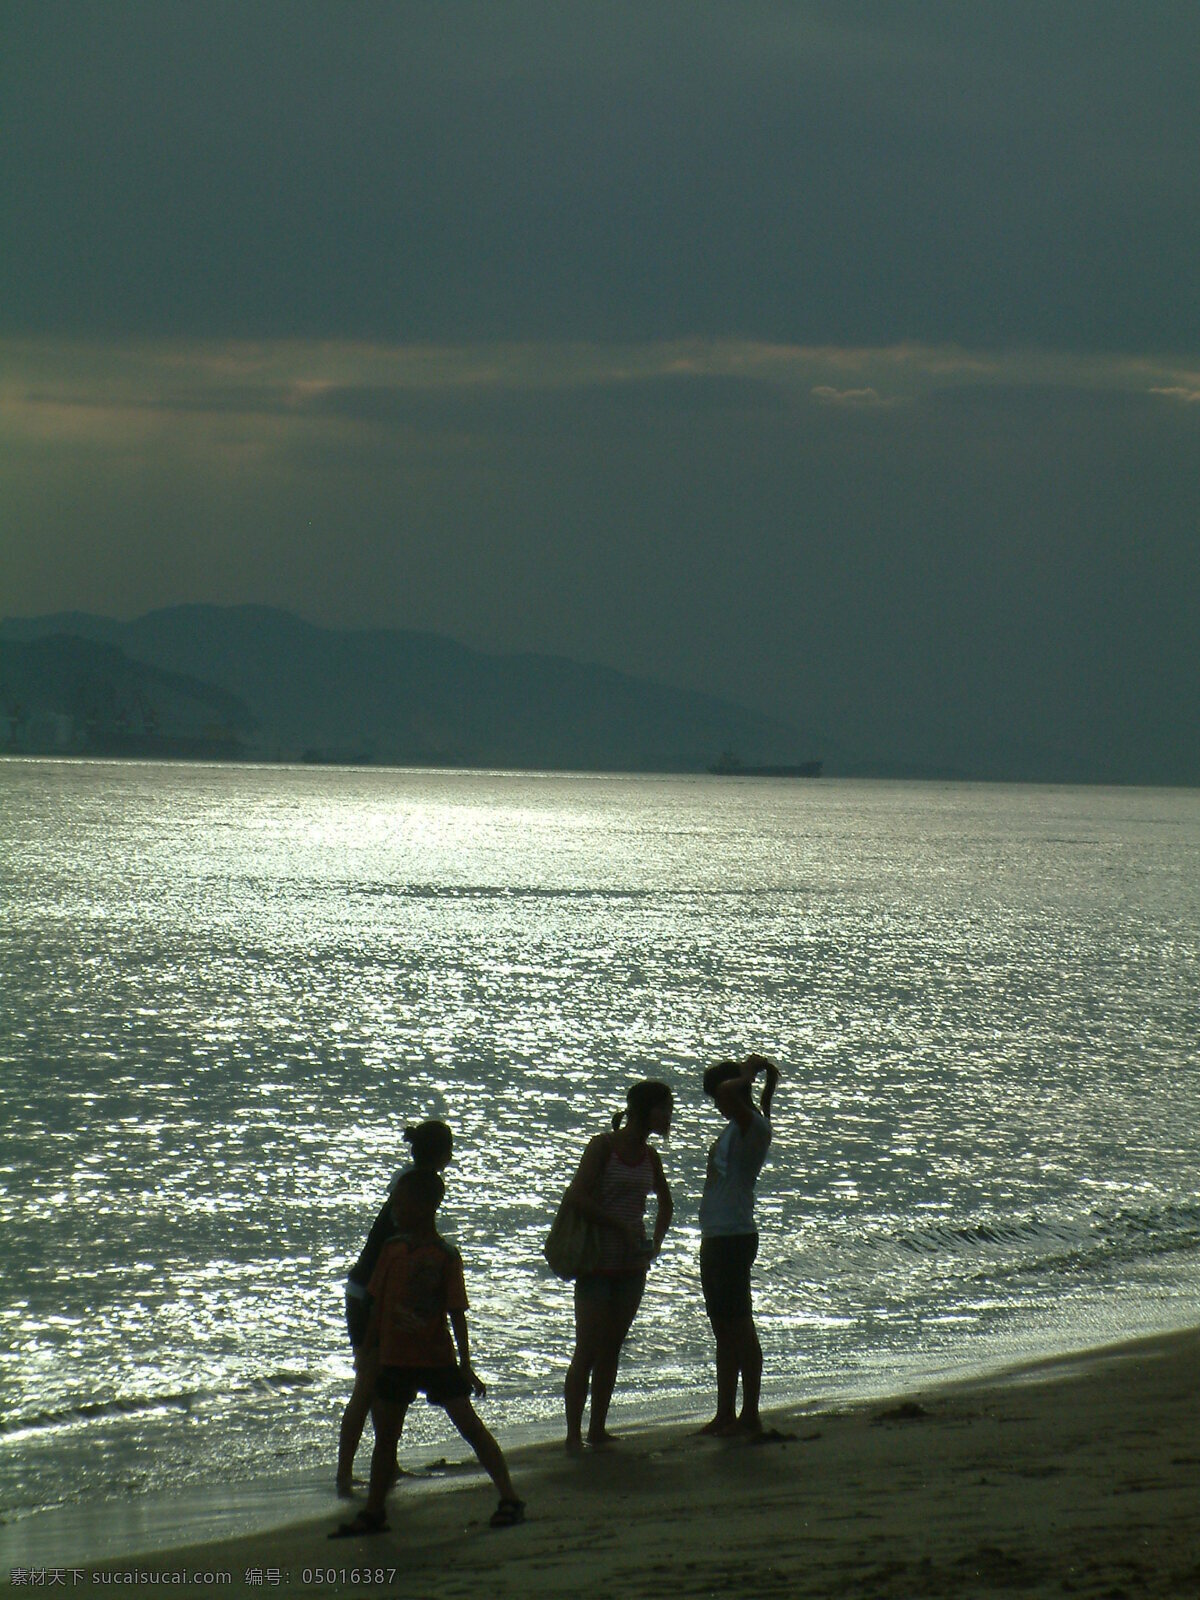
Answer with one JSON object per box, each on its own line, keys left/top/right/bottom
{"left": 596, "top": 1145, "right": 653, "bottom": 1274}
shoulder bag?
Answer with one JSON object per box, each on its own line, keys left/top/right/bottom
{"left": 542, "top": 1135, "right": 611, "bottom": 1280}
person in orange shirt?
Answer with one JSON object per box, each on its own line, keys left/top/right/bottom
{"left": 337, "top": 1119, "right": 455, "bottom": 1495}
{"left": 331, "top": 1167, "right": 524, "bottom": 1537}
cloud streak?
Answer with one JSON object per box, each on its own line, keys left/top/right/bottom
{"left": 6, "top": 336, "right": 1200, "bottom": 452}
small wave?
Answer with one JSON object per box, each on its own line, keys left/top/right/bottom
{"left": 0, "top": 1370, "right": 315, "bottom": 1440}
{"left": 344, "top": 882, "right": 796, "bottom": 903}
{"left": 894, "top": 1216, "right": 1078, "bottom": 1256}
{"left": 346, "top": 883, "right": 655, "bottom": 903}
{"left": 995, "top": 1199, "right": 1200, "bottom": 1284}
{"left": 893, "top": 1199, "right": 1200, "bottom": 1283}
{"left": 247, "top": 1370, "right": 314, "bottom": 1395}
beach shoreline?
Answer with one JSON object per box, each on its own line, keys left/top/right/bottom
{"left": 5, "top": 1324, "right": 1197, "bottom": 1596}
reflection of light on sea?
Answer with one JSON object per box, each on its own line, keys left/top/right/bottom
{"left": 2, "top": 764, "right": 1200, "bottom": 1525}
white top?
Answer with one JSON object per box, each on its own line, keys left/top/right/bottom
{"left": 698, "top": 1108, "right": 771, "bottom": 1237}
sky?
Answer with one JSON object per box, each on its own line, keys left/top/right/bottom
{"left": 2, "top": 0, "right": 1198, "bottom": 782}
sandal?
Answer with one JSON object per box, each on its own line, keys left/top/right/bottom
{"left": 489, "top": 1497, "right": 526, "bottom": 1529}
{"left": 329, "top": 1509, "right": 389, "bottom": 1539}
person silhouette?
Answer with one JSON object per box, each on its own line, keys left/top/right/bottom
{"left": 561, "top": 1080, "right": 674, "bottom": 1452}
{"left": 697, "top": 1054, "right": 779, "bottom": 1437}
{"left": 336, "top": 1120, "right": 454, "bottom": 1493}
{"left": 331, "top": 1168, "right": 523, "bottom": 1537}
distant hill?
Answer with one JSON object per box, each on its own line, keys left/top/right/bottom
{"left": 0, "top": 634, "right": 257, "bottom": 758}
{"left": 0, "top": 606, "right": 814, "bottom": 771}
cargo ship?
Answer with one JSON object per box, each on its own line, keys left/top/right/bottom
{"left": 708, "top": 751, "right": 822, "bottom": 777}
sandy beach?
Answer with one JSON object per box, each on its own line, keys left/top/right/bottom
{"left": 6, "top": 1326, "right": 1198, "bottom": 1598}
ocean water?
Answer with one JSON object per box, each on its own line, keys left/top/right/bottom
{"left": 2, "top": 759, "right": 1199, "bottom": 1531}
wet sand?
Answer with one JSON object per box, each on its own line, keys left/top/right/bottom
{"left": 6, "top": 1327, "right": 1198, "bottom": 1597}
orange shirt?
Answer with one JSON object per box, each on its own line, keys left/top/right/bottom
{"left": 367, "top": 1233, "right": 468, "bottom": 1368}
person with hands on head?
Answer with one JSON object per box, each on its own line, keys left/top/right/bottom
{"left": 331, "top": 1167, "right": 523, "bottom": 1539}
{"left": 562, "top": 1079, "right": 674, "bottom": 1454}
{"left": 698, "top": 1052, "right": 780, "bottom": 1438}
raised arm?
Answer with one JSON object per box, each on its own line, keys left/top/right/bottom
{"left": 714, "top": 1058, "right": 759, "bottom": 1132}
{"left": 747, "top": 1053, "right": 780, "bottom": 1118}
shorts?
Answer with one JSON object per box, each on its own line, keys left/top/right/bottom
{"left": 700, "top": 1233, "right": 758, "bottom": 1321}
{"left": 345, "top": 1289, "right": 371, "bottom": 1349}
{"left": 375, "top": 1365, "right": 474, "bottom": 1407}
{"left": 574, "top": 1271, "right": 645, "bottom": 1314}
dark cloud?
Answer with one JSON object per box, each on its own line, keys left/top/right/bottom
{"left": 3, "top": 2, "right": 1199, "bottom": 348}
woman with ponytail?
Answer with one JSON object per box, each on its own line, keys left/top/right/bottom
{"left": 336, "top": 1120, "right": 454, "bottom": 1493}
{"left": 562, "top": 1080, "right": 674, "bottom": 1452}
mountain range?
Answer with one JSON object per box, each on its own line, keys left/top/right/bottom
{"left": 0, "top": 605, "right": 815, "bottom": 773}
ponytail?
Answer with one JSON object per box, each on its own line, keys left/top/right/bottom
{"left": 618, "top": 1079, "right": 673, "bottom": 1130}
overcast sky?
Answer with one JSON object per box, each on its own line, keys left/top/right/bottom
{"left": 3, "top": 1, "right": 1198, "bottom": 781}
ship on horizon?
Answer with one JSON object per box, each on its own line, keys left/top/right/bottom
{"left": 708, "top": 751, "right": 822, "bottom": 778}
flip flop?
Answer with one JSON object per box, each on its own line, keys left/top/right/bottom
{"left": 329, "top": 1509, "right": 389, "bottom": 1539}
{"left": 489, "top": 1498, "right": 526, "bottom": 1528}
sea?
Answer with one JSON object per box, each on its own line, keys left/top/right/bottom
{"left": 2, "top": 759, "right": 1198, "bottom": 1555}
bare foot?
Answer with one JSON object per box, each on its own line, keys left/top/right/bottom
{"left": 335, "top": 1478, "right": 357, "bottom": 1499}
{"left": 697, "top": 1417, "right": 738, "bottom": 1437}
{"left": 586, "top": 1430, "right": 621, "bottom": 1448}
{"left": 735, "top": 1416, "right": 764, "bottom": 1437}
{"left": 565, "top": 1435, "right": 585, "bottom": 1457}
